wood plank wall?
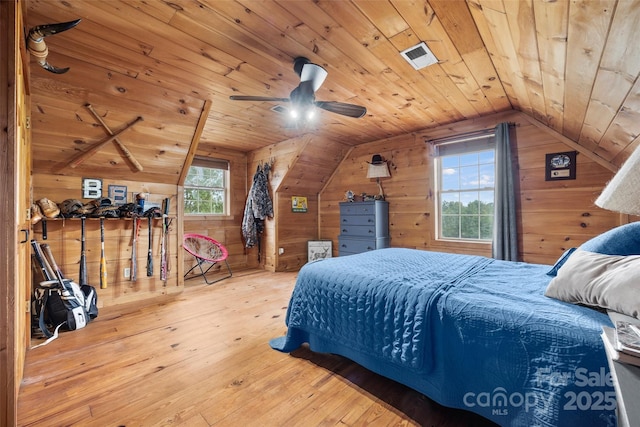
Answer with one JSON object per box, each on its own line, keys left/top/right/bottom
{"left": 248, "top": 136, "right": 311, "bottom": 272}
{"left": 32, "top": 147, "right": 255, "bottom": 309}
{"left": 319, "top": 111, "right": 621, "bottom": 265}
{"left": 182, "top": 145, "right": 254, "bottom": 279}
{"left": 248, "top": 135, "right": 351, "bottom": 272}
{"left": 32, "top": 174, "right": 182, "bottom": 307}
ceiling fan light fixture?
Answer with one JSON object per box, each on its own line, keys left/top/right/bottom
{"left": 306, "top": 108, "right": 316, "bottom": 120}
{"left": 230, "top": 57, "right": 367, "bottom": 119}
{"left": 400, "top": 42, "right": 438, "bottom": 70}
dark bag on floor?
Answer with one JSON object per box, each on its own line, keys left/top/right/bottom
{"left": 33, "top": 279, "right": 98, "bottom": 338}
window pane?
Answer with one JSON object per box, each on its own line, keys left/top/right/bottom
{"left": 184, "top": 162, "right": 228, "bottom": 215}
{"left": 459, "top": 153, "right": 478, "bottom": 167}
{"left": 479, "top": 191, "right": 494, "bottom": 214}
{"left": 441, "top": 169, "right": 459, "bottom": 191}
{"left": 460, "top": 165, "right": 479, "bottom": 189}
{"left": 460, "top": 192, "right": 478, "bottom": 214}
{"left": 479, "top": 150, "right": 494, "bottom": 164}
{"left": 210, "top": 169, "right": 223, "bottom": 187}
{"left": 442, "top": 215, "right": 460, "bottom": 238}
{"left": 480, "top": 216, "right": 494, "bottom": 239}
{"left": 437, "top": 145, "right": 495, "bottom": 241}
{"left": 479, "top": 163, "right": 494, "bottom": 187}
{"left": 441, "top": 193, "right": 460, "bottom": 214}
{"left": 441, "top": 156, "right": 459, "bottom": 168}
{"left": 461, "top": 216, "right": 479, "bottom": 239}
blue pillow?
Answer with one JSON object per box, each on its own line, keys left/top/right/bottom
{"left": 546, "top": 222, "right": 640, "bottom": 276}
{"left": 580, "top": 221, "right": 640, "bottom": 254}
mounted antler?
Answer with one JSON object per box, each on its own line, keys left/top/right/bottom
{"left": 27, "top": 19, "right": 81, "bottom": 74}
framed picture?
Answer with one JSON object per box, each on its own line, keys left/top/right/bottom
{"left": 545, "top": 151, "right": 577, "bottom": 181}
{"left": 292, "top": 196, "right": 308, "bottom": 213}
{"left": 308, "top": 240, "right": 332, "bottom": 262}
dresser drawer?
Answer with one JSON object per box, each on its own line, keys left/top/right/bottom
{"left": 338, "top": 237, "right": 377, "bottom": 254}
{"left": 340, "top": 224, "right": 376, "bottom": 237}
{"left": 341, "top": 215, "right": 376, "bottom": 226}
{"left": 340, "top": 202, "right": 377, "bottom": 216}
{"left": 338, "top": 201, "right": 389, "bottom": 256}
{"left": 338, "top": 236, "right": 390, "bottom": 255}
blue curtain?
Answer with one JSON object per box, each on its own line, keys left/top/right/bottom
{"left": 492, "top": 122, "right": 518, "bottom": 261}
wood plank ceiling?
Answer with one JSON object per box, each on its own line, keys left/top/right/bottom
{"left": 26, "top": 0, "right": 640, "bottom": 185}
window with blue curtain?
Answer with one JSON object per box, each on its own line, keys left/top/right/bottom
{"left": 432, "top": 131, "right": 496, "bottom": 242}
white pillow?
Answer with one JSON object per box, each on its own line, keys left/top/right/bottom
{"left": 545, "top": 250, "right": 640, "bottom": 319}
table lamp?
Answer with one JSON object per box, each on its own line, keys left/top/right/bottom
{"left": 596, "top": 146, "right": 640, "bottom": 214}
{"left": 367, "top": 154, "right": 391, "bottom": 200}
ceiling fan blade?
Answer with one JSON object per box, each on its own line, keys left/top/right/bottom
{"left": 315, "top": 101, "right": 367, "bottom": 118}
{"left": 229, "top": 95, "right": 290, "bottom": 102}
{"left": 300, "top": 63, "right": 328, "bottom": 92}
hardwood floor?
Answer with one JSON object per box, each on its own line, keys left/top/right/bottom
{"left": 18, "top": 270, "right": 497, "bottom": 427}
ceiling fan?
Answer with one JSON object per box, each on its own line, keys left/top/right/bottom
{"left": 229, "top": 57, "right": 367, "bottom": 119}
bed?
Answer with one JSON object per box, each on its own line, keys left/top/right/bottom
{"left": 270, "top": 223, "right": 640, "bottom": 426}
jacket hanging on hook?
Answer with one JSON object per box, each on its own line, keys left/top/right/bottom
{"left": 242, "top": 163, "right": 274, "bottom": 249}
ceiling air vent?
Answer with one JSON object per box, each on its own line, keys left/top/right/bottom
{"left": 270, "top": 105, "right": 288, "bottom": 114}
{"left": 400, "top": 42, "right": 438, "bottom": 70}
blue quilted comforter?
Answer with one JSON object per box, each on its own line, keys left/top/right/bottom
{"left": 270, "top": 248, "right": 616, "bottom": 426}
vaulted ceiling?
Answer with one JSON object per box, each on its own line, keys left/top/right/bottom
{"left": 26, "top": 0, "right": 640, "bottom": 184}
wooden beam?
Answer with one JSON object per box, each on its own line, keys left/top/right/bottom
{"left": 518, "top": 112, "right": 618, "bottom": 172}
{"left": 178, "top": 99, "right": 212, "bottom": 186}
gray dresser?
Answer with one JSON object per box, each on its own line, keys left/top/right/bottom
{"left": 338, "top": 201, "right": 390, "bottom": 256}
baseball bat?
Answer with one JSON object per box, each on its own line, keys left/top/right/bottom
{"left": 147, "top": 216, "right": 153, "bottom": 277}
{"left": 160, "top": 198, "right": 170, "bottom": 282}
{"left": 68, "top": 116, "right": 143, "bottom": 169}
{"left": 160, "top": 216, "right": 166, "bottom": 281}
{"left": 131, "top": 216, "right": 139, "bottom": 282}
{"left": 85, "top": 104, "right": 144, "bottom": 172}
{"left": 41, "top": 243, "right": 66, "bottom": 287}
{"left": 79, "top": 216, "right": 88, "bottom": 286}
{"left": 100, "top": 217, "right": 107, "bottom": 289}
{"left": 31, "top": 239, "right": 54, "bottom": 281}
{"left": 38, "top": 244, "right": 56, "bottom": 281}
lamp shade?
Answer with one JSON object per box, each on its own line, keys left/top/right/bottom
{"left": 596, "top": 145, "right": 640, "bottom": 215}
{"left": 367, "top": 163, "right": 390, "bottom": 179}
{"left": 366, "top": 154, "right": 390, "bottom": 179}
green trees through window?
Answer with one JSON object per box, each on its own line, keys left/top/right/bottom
{"left": 184, "top": 165, "right": 227, "bottom": 215}
{"left": 439, "top": 150, "right": 495, "bottom": 240}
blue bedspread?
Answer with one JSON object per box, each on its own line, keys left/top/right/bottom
{"left": 270, "top": 248, "right": 616, "bottom": 427}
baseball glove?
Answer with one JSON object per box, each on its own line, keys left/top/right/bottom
{"left": 118, "top": 202, "right": 139, "bottom": 218}
{"left": 31, "top": 203, "right": 43, "bottom": 224}
{"left": 37, "top": 198, "right": 60, "bottom": 218}
{"left": 88, "top": 197, "right": 113, "bottom": 208}
{"left": 91, "top": 206, "right": 120, "bottom": 218}
{"left": 59, "top": 199, "right": 84, "bottom": 217}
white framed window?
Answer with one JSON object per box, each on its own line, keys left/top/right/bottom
{"left": 433, "top": 133, "right": 495, "bottom": 241}
{"left": 184, "top": 157, "right": 229, "bottom": 215}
